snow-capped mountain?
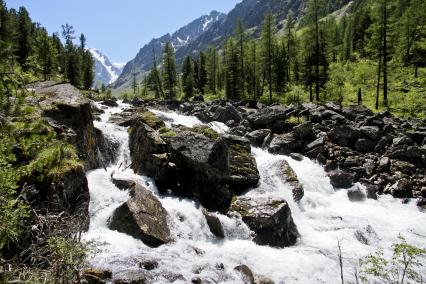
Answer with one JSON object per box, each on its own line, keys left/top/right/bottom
{"left": 89, "top": 48, "right": 125, "bottom": 87}
{"left": 114, "top": 10, "right": 225, "bottom": 91}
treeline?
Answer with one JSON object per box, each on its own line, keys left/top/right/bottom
{"left": 0, "top": 0, "right": 94, "bottom": 90}
{"left": 138, "top": 0, "right": 425, "bottom": 113}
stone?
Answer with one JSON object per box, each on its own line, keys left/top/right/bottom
{"left": 111, "top": 178, "right": 136, "bottom": 190}
{"left": 202, "top": 208, "right": 225, "bottom": 238}
{"left": 84, "top": 268, "right": 112, "bottom": 280}
{"left": 328, "top": 125, "right": 360, "bottom": 146}
{"left": 347, "top": 187, "right": 366, "bottom": 202}
{"left": 290, "top": 153, "right": 304, "bottom": 161}
{"left": 365, "top": 184, "right": 379, "bottom": 200}
{"left": 95, "top": 128, "right": 120, "bottom": 166}
{"left": 388, "top": 145, "right": 423, "bottom": 160}
{"left": 113, "top": 270, "right": 148, "bottom": 284}
{"left": 355, "top": 139, "right": 376, "bottom": 153}
{"left": 138, "top": 259, "right": 159, "bottom": 271}
{"left": 417, "top": 198, "right": 426, "bottom": 207}
{"left": 254, "top": 275, "right": 275, "bottom": 284}
{"left": 304, "top": 136, "right": 325, "bottom": 158}
{"left": 247, "top": 105, "right": 287, "bottom": 129}
{"left": 234, "top": 265, "right": 255, "bottom": 284}
{"left": 329, "top": 170, "right": 355, "bottom": 189}
{"left": 379, "top": 157, "right": 390, "bottom": 169}
{"left": 360, "top": 126, "right": 381, "bottom": 141}
{"left": 212, "top": 104, "right": 242, "bottom": 123}
{"left": 108, "top": 184, "right": 172, "bottom": 247}
{"left": 36, "top": 83, "right": 101, "bottom": 170}
{"left": 388, "top": 179, "right": 413, "bottom": 199}
{"left": 280, "top": 160, "right": 304, "bottom": 202}
{"left": 268, "top": 133, "right": 302, "bottom": 155}
{"left": 222, "top": 134, "right": 260, "bottom": 193}
{"left": 100, "top": 99, "right": 118, "bottom": 107}
{"left": 231, "top": 197, "right": 299, "bottom": 247}
{"left": 421, "top": 187, "right": 426, "bottom": 198}
{"left": 245, "top": 129, "right": 271, "bottom": 147}
{"left": 292, "top": 122, "right": 314, "bottom": 140}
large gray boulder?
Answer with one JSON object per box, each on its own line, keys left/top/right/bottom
{"left": 212, "top": 104, "right": 242, "bottom": 123}
{"left": 108, "top": 184, "right": 172, "bottom": 247}
{"left": 268, "top": 133, "right": 302, "bottom": 155}
{"left": 247, "top": 105, "right": 287, "bottom": 130}
{"left": 231, "top": 197, "right": 299, "bottom": 247}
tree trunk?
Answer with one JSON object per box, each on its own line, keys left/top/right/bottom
{"left": 382, "top": 0, "right": 388, "bottom": 108}
{"left": 358, "top": 88, "right": 362, "bottom": 105}
{"left": 309, "top": 84, "right": 313, "bottom": 102}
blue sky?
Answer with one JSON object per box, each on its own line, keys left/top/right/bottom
{"left": 7, "top": 0, "right": 241, "bottom": 63}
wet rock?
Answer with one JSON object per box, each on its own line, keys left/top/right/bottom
{"left": 113, "top": 270, "right": 148, "bottom": 284}
{"left": 95, "top": 128, "right": 120, "bottom": 166}
{"left": 417, "top": 198, "right": 426, "bottom": 207}
{"left": 234, "top": 265, "right": 255, "bottom": 284}
{"left": 231, "top": 197, "right": 299, "bottom": 247}
{"left": 268, "top": 133, "right": 302, "bottom": 155}
{"left": 167, "top": 131, "right": 232, "bottom": 212}
{"left": 84, "top": 274, "right": 106, "bottom": 284}
{"left": 289, "top": 153, "right": 304, "bottom": 161}
{"left": 388, "top": 145, "right": 423, "bottom": 160}
{"left": 222, "top": 134, "right": 260, "bottom": 193}
{"left": 138, "top": 259, "right": 159, "bottom": 271}
{"left": 421, "top": 187, "right": 426, "bottom": 198}
{"left": 108, "top": 184, "right": 172, "bottom": 247}
{"left": 280, "top": 160, "right": 304, "bottom": 202}
{"left": 111, "top": 178, "right": 136, "bottom": 190}
{"left": 202, "top": 208, "right": 225, "bottom": 238}
{"left": 84, "top": 268, "right": 112, "bottom": 282}
{"left": 390, "top": 160, "right": 415, "bottom": 175}
{"left": 245, "top": 129, "right": 271, "bottom": 147}
{"left": 213, "top": 104, "right": 242, "bottom": 123}
{"left": 388, "top": 179, "right": 413, "bottom": 198}
{"left": 129, "top": 120, "right": 168, "bottom": 177}
{"left": 347, "top": 187, "right": 366, "bottom": 202}
{"left": 329, "top": 170, "right": 355, "bottom": 189}
{"left": 101, "top": 99, "right": 118, "bottom": 107}
{"left": 304, "top": 136, "right": 325, "bottom": 158}
{"left": 254, "top": 275, "right": 275, "bottom": 284}
{"left": 365, "top": 184, "right": 379, "bottom": 200}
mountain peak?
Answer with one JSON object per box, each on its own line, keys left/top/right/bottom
{"left": 89, "top": 48, "right": 125, "bottom": 87}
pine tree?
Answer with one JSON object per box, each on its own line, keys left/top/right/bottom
{"left": 148, "top": 50, "right": 164, "bottom": 99}
{"left": 224, "top": 38, "right": 239, "bottom": 100}
{"left": 16, "top": 7, "right": 32, "bottom": 68}
{"left": 235, "top": 20, "right": 246, "bottom": 98}
{"left": 206, "top": 45, "right": 218, "bottom": 95}
{"left": 82, "top": 50, "right": 93, "bottom": 90}
{"left": 182, "top": 55, "right": 195, "bottom": 100}
{"left": 162, "top": 42, "right": 177, "bottom": 99}
{"left": 285, "top": 11, "right": 295, "bottom": 83}
{"left": 260, "top": 11, "right": 276, "bottom": 104}
{"left": 194, "top": 52, "right": 207, "bottom": 95}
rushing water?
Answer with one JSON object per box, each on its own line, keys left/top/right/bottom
{"left": 84, "top": 101, "right": 426, "bottom": 283}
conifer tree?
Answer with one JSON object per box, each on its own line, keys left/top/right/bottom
{"left": 16, "top": 7, "right": 32, "bottom": 68}
{"left": 162, "top": 42, "right": 177, "bottom": 99}
{"left": 260, "top": 11, "right": 276, "bottom": 104}
{"left": 182, "top": 55, "right": 195, "bottom": 100}
{"left": 235, "top": 20, "right": 246, "bottom": 98}
{"left": 206, "top": 46, "right": 218, "bottom": 95}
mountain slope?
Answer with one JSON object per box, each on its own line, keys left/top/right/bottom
{"left": 89, "top": 48, "right": 125, "bottom": 87}
{"left": 114, "top": 10, "right": 225, "bottom": 91}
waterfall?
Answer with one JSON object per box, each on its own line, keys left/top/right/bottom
{"left": 84, "top": 101, "right": 426, "bottom": 283}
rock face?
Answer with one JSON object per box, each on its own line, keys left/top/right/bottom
{"left": 231, "top": 197, "right": 299, "bottom": 247}
{"left": 33, "top": 82, "right": 106, "bottom": 170}
{"left": 108, "top": 184, "right": 172, "bottom": 247}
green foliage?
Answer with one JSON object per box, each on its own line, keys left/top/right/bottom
{"left": 191, "top": 124, "right": 220, "bottom": 140}
{"left": 359, "top": 235, "right": 426, "bottom": 283}
{"left": 47, "top": 236, "right": 89, "bottom": 283}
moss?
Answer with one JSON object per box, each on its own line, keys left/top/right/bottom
{"left": 283, "top": 166, "right": 299, "bottom": 183}
{"left": 140, "top": 111, "right": 165, "bottom": 130}
{"left": 269, "top": 200, "right": 285, "bottom": 208}
{"left": 190, "top": 125, "right": 220, "bottom": 140}
{"left": 159, "top": 126, "right": 177, "bottom": 138}
{"left": 286, "top": 116, "right": 305, "bottom": 125}
{"left": 229, "top": 144, "right": 258, "bottom": 176}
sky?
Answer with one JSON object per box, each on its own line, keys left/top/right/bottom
{"left": 7, "top": 0, "right": 241, "bottom": 64}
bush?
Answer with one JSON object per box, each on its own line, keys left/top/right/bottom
{"left": 359, "top": 235, "right": 426, "bottom": 283}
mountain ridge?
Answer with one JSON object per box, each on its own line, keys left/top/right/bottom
{"left": 89, "top": 48, "right": 125, "bottom": 87}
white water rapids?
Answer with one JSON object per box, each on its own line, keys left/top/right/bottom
{"left": 84, "top": 101, "right": 426, "bottom": 283}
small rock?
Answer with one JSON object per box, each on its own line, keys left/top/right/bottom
{"left": 234, "top": 265, "right": 255, "bottom": 284}
{"left": 202, "top": 208, "right": 225, "bottom": 238}
{"left": 421, "top": 187, "right": 426, "bottom": 198}
{"left": 139, "top": 259, "right": 158, "bottom": 271}
{"left": 417, "top": 198, "right": 426, "bottom": 207}
{"left": 329, "top": 170, "right": 355, "bottom": 189}
{"left": 365, "top": 184, "right": 379, "bottom": 200}
{"left": 347, "top": 187, "right": 366, "bottom": 202}
{"left": 290, "top": 153, "right": 304, "bottom": 161}
{"left": 83, "top": 268, "right": 112, "bottom": 280}
{"left": 111, "top": 178, "right": 136, "bottom": 190}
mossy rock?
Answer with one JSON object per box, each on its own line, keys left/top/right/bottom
{"left": 139, "top": 111, "right": 165, "bottom": 130}
{"left": 159, "top": 127, "right": 177, "bottom": 138}
{"left": 190, "top": 125, "right": 220, "bottom": 140}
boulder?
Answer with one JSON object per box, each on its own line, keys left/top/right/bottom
{"left": 328, "top": 125, "right": 360, "bottom": 146}
{"left": 212, "top": 104, "right": 242, "bottom": 123}
{"left": 247, "top": 106, "right": 287, "bottom": 130}
{"left": 111, "top": 178, "right": 136, "bottom": 190}
{"left": 417, "top": 198, "right": 426, "bottom": 207}
{"left": 355, "top": 139, "right": 376, "bottom": 153}
{"left": 360, "top": 126, "right": 381, "bottom": 141}
{"left": 36, "top": 83, "right": 101, "bottom": 170}
{"left": 304, "top": 136, "right": 326, "bottom": 158}
{"left": 231, "top": 197, "right": 299, "bottom": 247}
{"left": 347, "top": 187, "right": 366, "bottom": 202}
{"left": 268, "top": 133, "right": 302, "bottom": 155}
{"left": 292, "top": 122, "right": 314, "bottom": 140}
{"left": 108, "top": 184, "right": 172, "bottom": 247}
{"left": 166, "top": 131, "right": 232, "bottom": 212}
{"left": 95, "top": 128, "right": 120, "bottom": 166}
{"left": 280, "top": 160, "right": 304, "bottom": 202}
{"left": 222, "top": 135, "right": 260, "bottom": 193}
{"left": 100, "top": 99, "right": 118, "bottom": 107}
{"left": 202, "top": 208, "right": 225, "bottom": 238}
{"left": 388, "top": 145, "right": 423, "bottom": 160}
{"left": 234, "top": 265, "right": 255, "bottom": 284}
{"left": 329, "top": 170, "right": 355, "bottom": 189}
{"left": 113, "top": 270, "right": 148, "bottom": 284}
{"left": 388, "top": 179, "right": 413, "bottom": 199}
{"left": 245, "top": 129, "right": 271, "bottom": 147}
